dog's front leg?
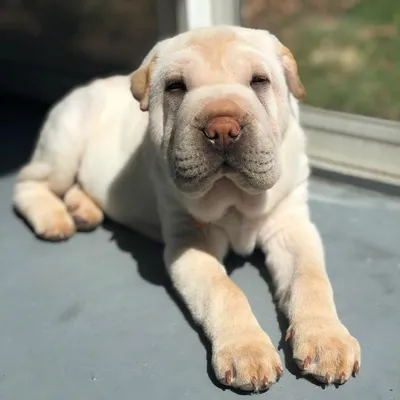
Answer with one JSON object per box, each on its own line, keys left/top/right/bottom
{"left": 260, "top": 206, "right": 361, "bottom": 385}
{"left": 164, "top": 222, "right": 282, "bottom": 392}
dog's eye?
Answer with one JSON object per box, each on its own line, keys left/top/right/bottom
{"left": 166, "top": 80, "right": 187, "bottom": 92}
{"left": 250, "top": 75, "right": 269, "bottom": 87}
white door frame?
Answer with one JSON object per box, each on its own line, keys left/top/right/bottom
{"left": 177, "top": 0, "right": 241, "bottom": 32}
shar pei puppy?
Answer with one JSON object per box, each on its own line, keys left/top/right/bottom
{"left": 14, "top": 26, "right": 360, "bottom": 392}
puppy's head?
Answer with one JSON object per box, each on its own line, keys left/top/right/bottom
{"left": 131, "top": 26, "right": 305, "bottom": 196}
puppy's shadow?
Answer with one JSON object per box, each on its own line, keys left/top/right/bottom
{"left": 103, "top": 219, "right": 320, "bottom": 392}
{"left": 103, "top": 220, "right": 226, "bottom": 384}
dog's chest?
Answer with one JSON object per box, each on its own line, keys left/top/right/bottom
{"left": 215, "top": 208, "right": 263, "bottom": 256}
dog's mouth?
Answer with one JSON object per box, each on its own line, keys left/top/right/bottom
{"left": 169, "top": 123, "right": 280, "bottom": 194}
{"left": 172, "top": 153, "right": 280, "bottom": 196}
{"left": 220, "top": 160, "right": 235, "bottom": 173}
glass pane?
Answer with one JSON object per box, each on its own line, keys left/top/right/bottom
{"left": 241, "top": 0, "right": 400, "bottom": 121}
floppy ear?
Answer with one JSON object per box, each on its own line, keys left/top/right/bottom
{"left": 276, "top": 41, "right": 306, "bottom": 100}
{"left": 130, "top": 38, "right": 170, "bottom": 112}
{"left": 130, "top": 58, "right": 156, "bottom": 112}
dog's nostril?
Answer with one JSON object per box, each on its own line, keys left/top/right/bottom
{"left": 228, "top": 129, "right": 240, "bottom": 139}
{"left": 204, "top": 129, "right": 217, "bottom": 140}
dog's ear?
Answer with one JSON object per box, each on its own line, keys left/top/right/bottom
{"left": 130, "top": 39, "right": 170, "bottom": 111}
{"left": 274, "top": 38, "right": 305, "bottom": 100}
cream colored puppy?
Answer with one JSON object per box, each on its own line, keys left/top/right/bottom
{"left": 13, "top": 26, "right": 360, "bottom": 392}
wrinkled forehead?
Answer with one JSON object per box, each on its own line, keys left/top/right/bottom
{"left": 158, "top": 29, "right": 280, "bottom": 86}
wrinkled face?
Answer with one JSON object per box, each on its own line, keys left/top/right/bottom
{"left": 131, "top": 26, "right": 305, "bottom": 196}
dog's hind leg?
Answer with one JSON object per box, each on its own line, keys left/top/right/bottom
{"left": 14, "top": 163, "right": 77, "bottom": 241}
{"left": 13, "top": 88, "right": 93, "bottom": 241}
{"left": 64, "top": 184, "right": 104, "bottom": 231}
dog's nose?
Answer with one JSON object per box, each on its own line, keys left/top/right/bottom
{"left": 204, "top": 116, "right": 241, "bottom": 150}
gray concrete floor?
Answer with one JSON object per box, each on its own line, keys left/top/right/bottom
{"left": 0, "top": 98, "right": 399, "bottom": 399}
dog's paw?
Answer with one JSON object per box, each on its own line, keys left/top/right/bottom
{"left": 286, "top": 318, "right": 360, "bottom": 385}
{"left": 34, "top": 209, "right": 76, "bottom": 241}
{"left": 212, "top": 329, "right": 283, "bottom": 392}
{"left": 64, "top": 186, "right": 104, "bottom": 231}
{"left": 67, "top": 202, "right": 103, "bottom": 231}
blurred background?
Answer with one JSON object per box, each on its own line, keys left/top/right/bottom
{"left": 243, "top": 0, "right": 400, "bottom": 120}
{"left": 0, "top": 0, "right": 176, "bottom": 101}
{"left": 0, "top": 0, "right": 399, "bottom": 186}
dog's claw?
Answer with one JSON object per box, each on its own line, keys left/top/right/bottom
{"left": 353, "top": 360, "right": 360, "bottom": 377}
{"left": 339, "top": 372, "right": 346, "bottom": 384}
{"left": 262, "top": 375, "right": 269, "bottom": 390}
{"left": 251, "top": 376, "right": 258, "bottom": 391}
{"left": 285, "top": 329, "right": 293, "bottom": 342}
{"left": 303, "top": 356, "right": 312, "bottom": 370}
{"left": 326, "top": 373, "right": 333, "bottom": 385}
{"left": 225, "top": 370, "right": 232, "bottom": 385}
{"left": 276, "top": 366, "right": 283, "bottom": 378}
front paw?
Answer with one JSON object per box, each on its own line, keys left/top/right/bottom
{"left": 212, "top": 329, "right": 283, "bottom": 392}
{"left": 286, "top": 318, "right": 361, "bottom": 385}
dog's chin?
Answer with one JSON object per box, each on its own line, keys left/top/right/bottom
{"left": 173, "top": 172, "right": 221, "bottom": 198}
{"left": 172, "top": 162, "right": 281, "bottom": 198}
{"left": 224, "top": 167, "right": 281, "bottom": 194}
